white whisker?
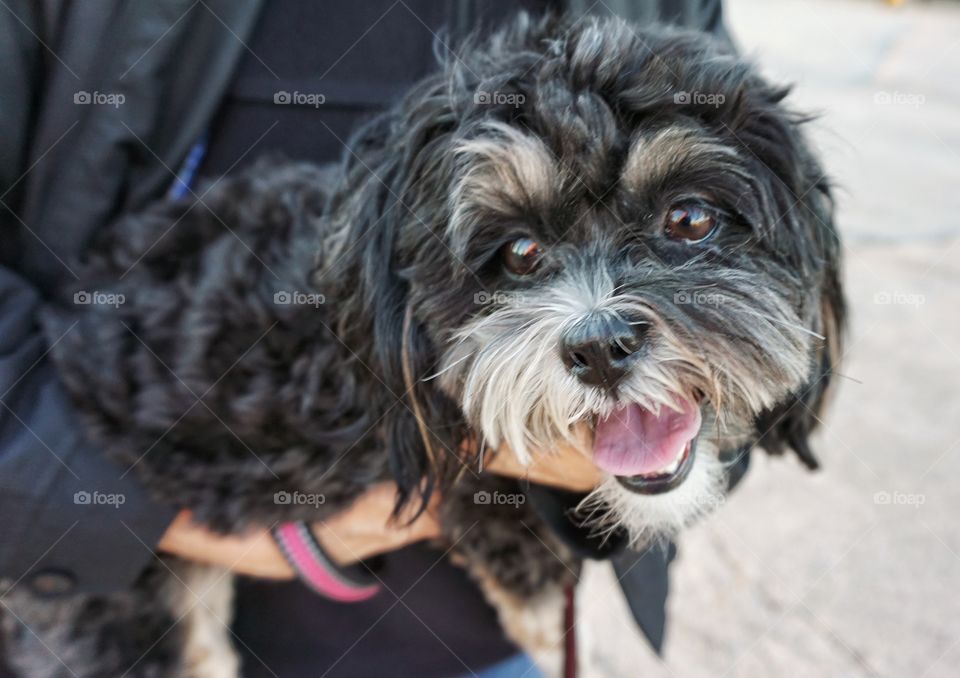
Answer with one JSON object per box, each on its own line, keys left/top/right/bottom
{"left": 421, "top": 353, "right": 473, "bottom": 381}
{"left": 741, "top": 309, "right": 826, "bottom": 340}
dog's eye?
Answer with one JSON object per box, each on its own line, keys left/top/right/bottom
{"left": 502, "top": 237, "right": 544, "bottom": 275}
{"left": 664, "top": 204, "right": 717, "bottom": 243}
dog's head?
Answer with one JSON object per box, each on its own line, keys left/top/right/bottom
{"left": 329, "top": 14, "right": 844, "bottom": 542}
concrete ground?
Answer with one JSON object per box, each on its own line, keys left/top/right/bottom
{"left": 581, "top": 1, "right": 960, "bottom": 676}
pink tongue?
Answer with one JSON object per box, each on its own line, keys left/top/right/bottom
{"left": 593, "top": 399, "right": 702, "bottom": 476}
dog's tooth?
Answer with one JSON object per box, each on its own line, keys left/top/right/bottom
{"left": 656, "top": 443, "right": 686, "bottom": 475}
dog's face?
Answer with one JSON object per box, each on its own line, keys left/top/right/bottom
{"left": 333, "top": 16, "right": 843, "bottom": 542}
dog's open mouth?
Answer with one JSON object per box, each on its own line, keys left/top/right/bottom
{"left": 592, "top": 397, "right": 702, "bottom": 495}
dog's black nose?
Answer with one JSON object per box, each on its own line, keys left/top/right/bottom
{"left": 560, "top": 316, "right": 644, "bottom": 388}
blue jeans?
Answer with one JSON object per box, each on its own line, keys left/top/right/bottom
{"left": 465, "top": 654, "right": 543, "bottom": 678}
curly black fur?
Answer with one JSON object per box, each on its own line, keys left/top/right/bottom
{"left": 2, "top": 13, "right": 843, "bottom": 677}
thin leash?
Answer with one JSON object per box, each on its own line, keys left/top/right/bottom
{"left": 564, "top": 582, "right": 577, "bottom": 678}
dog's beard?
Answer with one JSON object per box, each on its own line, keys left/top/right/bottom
{"left": 439, "top": 260, "right": 814, "bottom": 541}
{"left": 580, "top": 440, "right": 728, "bottom": 545}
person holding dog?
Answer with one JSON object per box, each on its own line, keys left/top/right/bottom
{"left": 0, "top": 1, "right": 737, "bottom": 676}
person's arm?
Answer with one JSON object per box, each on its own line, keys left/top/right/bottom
{"left": 156, "top": 442, "right": 605, "bottom": 578}
{"left": 0, "top": 268, "right": 179, "bottom": 595}
{"left": 0, "top": 1, "right": 182, "bottom": 598}
{"left": 157, "top": 482, "right": 443, "bottom": 579}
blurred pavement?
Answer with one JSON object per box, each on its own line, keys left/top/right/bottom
{"left": 581, "top": 1, "right": 960, "bottom": 676}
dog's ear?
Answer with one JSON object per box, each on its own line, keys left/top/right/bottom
{"left": 755, "top": 178, "right": 846, "bottom": 471}
{"left": 715, "top": 78, "right": 846, "bottom": 471}
{"left": 326, "top": 77, "right": 466, "bottom": 514}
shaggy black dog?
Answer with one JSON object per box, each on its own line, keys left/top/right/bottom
{"left": 1, "top": 13, "right": 843, "bottom": 677}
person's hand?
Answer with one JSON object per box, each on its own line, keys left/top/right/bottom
{"left": 157, "top": 481, "right": 441, "bottom": 578}
{"left": 483, "top": 427, "right": 603, "bottom": 492}
{"left": 157, "top": 434, "right": 603, "bottom": 579}
{"left": 311, "top": 481, "right": 441, "bottom": 566}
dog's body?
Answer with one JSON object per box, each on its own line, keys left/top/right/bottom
{"left": 1, "top": 14, "right": 843, "bottom": 677}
